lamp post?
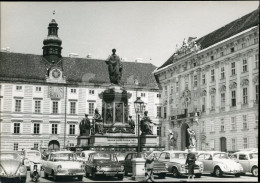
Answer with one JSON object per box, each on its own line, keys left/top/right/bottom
{"left": 134, "top": 97, "right": 144, "bottom": 158}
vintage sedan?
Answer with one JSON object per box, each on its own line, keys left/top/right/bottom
{"left": 197, "top": 151, "right": 243, "bottom": 177}
{"left": 157, "top": 151, "right": 203, "bottom": 178}
{"left": 85, "top": 152, "right": 124, "bottom": 180}
{"left": 230, "top": 151, "right": 258, "bottom": 176}
{"left": 122, "top": 152, "right": 168, "bottom": 178}
{"left": 77, "top": 150, "right": 96, "bottom": 163}
{"left": 42, "top": 151, "right": 85, "bottom": 181}
{"left": 23, "top": 150, "right": 42, "bottom": 169}
{"left": 0, "top": 151, "right": 27, "bottom": 183}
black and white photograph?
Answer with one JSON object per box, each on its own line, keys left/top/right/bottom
{"left": 0, "top": 1, "right": 259, "bottom": 182}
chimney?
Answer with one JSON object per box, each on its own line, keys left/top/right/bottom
{"left": 2, "top": 47, "right": 10, "bottom": 52}
{"left": 86, "top": 53, "right": 92, "bottom": 58}
{"left": 69, "top": 53, "right": 79, "bottom": 58}
{"left": 122, "top": 58, "right": 127, "bottom": 61}
{"left": 135, "top": 58, "right": 143, "bottom": 63}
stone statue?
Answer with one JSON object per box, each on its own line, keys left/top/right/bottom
{"left": 140, "top": 111, "right": 154, "bottom": 135}
{"left": 105, "top": 48, "right": 123, "bottom": 85}
{"left": 93, "top": 108, "right": 103, "bottom": 135}
{"left": 169, "top": 130, "right": 178, "bottom": 149}
{"left": 79, "top": 114, "right": 91, "bottom": 136}
{"left": 187, "top": 128, "right": 196, "bottom": 148}
{"left": 128, "top": 116, "right": 135, "bottom": 133}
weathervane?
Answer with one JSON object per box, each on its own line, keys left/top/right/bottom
{"left": 53, "top": 10, "right": 55, "bottom": 19}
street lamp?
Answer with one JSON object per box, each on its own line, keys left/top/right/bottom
{"left": 134, "top": 97, "right": 144, "bottom": 158}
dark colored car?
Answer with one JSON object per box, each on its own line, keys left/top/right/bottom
{"left": 122, "top": 152, "right": 168, "bottom": 178}
{"left": 85, "top": 152, "right": 124, "bottom": 180}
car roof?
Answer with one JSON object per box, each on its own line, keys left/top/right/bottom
{"left": 163, "top": 150, "right": 187, "bottom": 153}
{"left": 199, "top": 151, "right": 222, "bottom": 154}
{"left": 82, "top": 150, "right": 96, "bottom": 153}
{"left": 51, "top": 151, "right": 74, "bottom": 154}
{"left": 234, "top": 151, "right": 258, "bottom": 154}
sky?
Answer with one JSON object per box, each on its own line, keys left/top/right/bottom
{"left": 1, "top": 1, "right": 259, "bottom": 67}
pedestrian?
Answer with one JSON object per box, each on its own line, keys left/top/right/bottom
{"left": 145, "top": 148, "right": 155, "bottom": 182}
{"left": 185, "top": 148, "right": 196, "bottom": 181}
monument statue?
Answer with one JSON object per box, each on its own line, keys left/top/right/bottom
{"left": 140, "top": 111, "right": 154, "bottom": 135}
{"left": 128, "top": 116, "right": 135, "bottom": 133}
{"left": 169, "top": 130, "right": 178, "bottom": 149}
{"left": 93, "top": 108, "right": 103, "bottom": 135}
{"left": 79, "top": 114, "right": 91, "bottom": 136}
{"left": 187, "top": 128, "right": 196, "bottom": 148}
{"left": 105, "top": 48, "right": 123, "bottom": 85}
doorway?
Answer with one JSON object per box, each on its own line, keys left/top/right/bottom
{"left": 181, "top": 123, "right": 189, "bottom": 150}
{"left": 220, "top": 137, "right": 227, "bottom": 152}
{"left": 48, "top": 140, "right": 60, "bottom": 152}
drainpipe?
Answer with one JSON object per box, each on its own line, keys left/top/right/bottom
{"left": 64, "top": 85, "right": 67, "bottom": 149}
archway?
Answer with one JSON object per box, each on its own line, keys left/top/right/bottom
{"left": 48, "top": 140, "right": 60, "bottom": 152}
{"left": 181, "top": 123, "right": 189, "bottom": 151}
{"left": 220, "top": 137, "right": 227, "bottom": 152}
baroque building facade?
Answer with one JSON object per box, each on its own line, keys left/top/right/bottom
{"left": 0, "top": 17, "right": 163, "bottom": 152}
{"left": 154, "top": 7, "right": 259, "bottom": 152}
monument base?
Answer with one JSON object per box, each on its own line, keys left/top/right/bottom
{"left": 77, "top": 136, "right": 90, "bottom": 146}
{"left": 131, "top": 158, "right": 146, "bottom": 181}
{"left": 140, "top": 135, "right": 158, "bottom": 146}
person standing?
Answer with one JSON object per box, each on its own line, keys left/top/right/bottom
{"left": 185, "top": 148, "right": 196, "bottom": 181}
{"left": 145, "top": 148, "right": 155, "bottom": 182}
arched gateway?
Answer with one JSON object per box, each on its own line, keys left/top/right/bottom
{"left": 181, "top": 123, "right": 190, "bottom": 150}
{"left": 48, "top": 140, "right": 60, "bottom": 151}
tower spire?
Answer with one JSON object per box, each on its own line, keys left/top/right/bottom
{"left": 53, "top": 10, "right": 55, "bottom": 20}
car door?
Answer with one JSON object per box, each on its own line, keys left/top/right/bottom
{"left": 85, "top": 155, "right": 93, "bottom": 174}
{"left": 238, "top": 153, "right": 250, "bottom": 172}
{"left": 45, "top": 154, "right": 54, "bottom": 174}
{"left": 158, "top": 153, "right": 169, "bottom": 171}
{"left": 124, "top": 153, "right": 133, "bottom": 173}
{"left": 203, "top": 153, "right": 214, "bottom": 173}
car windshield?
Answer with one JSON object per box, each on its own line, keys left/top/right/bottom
{"left": 92, "top": 153, "right": 117, "bottom": 161}
{"left": 171, "top": 153, "right": 187, "bottom": 159}
{"left": 213, "top": 153, "right": 229, "bottom": 159}
{"left": 52, "top": 153, "right": 77, "bottom": 161}
{"left": 27, "top": 152, "right": 41, "bottom": 157}
{"left": 0, "top": 153, "right": 20, "bottom": 161}
{"left": 249, "top": 153, "right": 258, "bottom": 159}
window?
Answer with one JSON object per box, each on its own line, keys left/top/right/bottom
{"left": 255, "top": 114, "right": 258, "bottom": 129}
{"left": 231, "top": 62, "right": 236, "bottom": 75}
{"left": 194, "top": 75, "right": 197, "bottom": 87}
{"left": 255, "top": 54, "right": 259, "bottom": 68}
{"left": 254, "top": 37, "right": 259, "bottom": 44}
{"left": 69, "top": 124, "right": 75, "bottom": 135}
{"left": 243, "top": 88, "right": 248, "bottom": 104}
{"left": 210, "top": 121, "right": 215, "bottom": 132}
{"left": 210, "top": 56, "right": 214, "bottom": 60}
{"left": 231, "top": 90, "right": 236, "bottom": 107}
{"left": 14, "top": 123, "right": 20, "bottom": 134}
{"left": 34, "top": 100, "right": 41, "bottom": 113}
{"left": 35, "top": 87, "right": 41, "bottom": 92}
{"left": 243, "top": 115, "right": 248, "bottom": 129}
{"left": 201, "top": 121, "right": 205, "bottom": 132}
{"left": 16, "top": 86, "right": 22, "bottom": 91}
{"left": 15, "top": 99, "right": 21, "bottom": 112}
{"left": 193, "top": 62, "right": 197, "bottom": 67}
{"left": 221, "top": 67, "right": 225, "bottom": 79}
{"left": 164, "top": 106, "right": 167, "bottom": 119}
{"left": 220, "top": 52, "right": 224, "bottom": 56}
{"left": 33, "top": 123, "right": 40, "bottom": 134}
{"left": 242, "top": 43, "right": 246, "bottom": 48}
{"left": 89, "top": 103, "right": 94, "bottom": 116}
{"left": 202, "top": 74, "right": 206, "bottom": 84}
{"left": 14, "top": 143, "right": 18, "bottom": 151}
{"left": 231, "top": 116, "right": 236, "bottom": 130}
{"left": 70, "top": 102, "right": 76, "bottom": 114}
{"left": 231, "top": 138, "right": 236, "bottom": 151}
{"left": 211, "top": 95, "right": 215, "bottom": 110}
{"left": 176, "top": 82, "right": 179, "bottom": 92}
{"left": 164, "top": 86, "right": 167, "bottom": 96}
{"left": 242, "top": 58, "right": 247, "bottom": 72}
{"left": 89, "top": 90, "right": 94, "bottom": 95}
{"left": 157, "top": 94, "right": 161, "bottom": 98}
{"left": 256, "top": 85, "right": 259, "bottom": 104}
{"left": 243, "top": 137, "right": 248, "bottom": 149}
{"left": 157, "top": 127, "right": 161, "bottom": 136}
{"left": 221, "top": 93, "right": 225, "bottom": 108}
{"left": 163, "top": 126, "right": 166, "bottom": 137}
{"left": 52, "top": 101, "right": 58, "bottom": 114}
{"left": 211, "top": 69, "right": 215, "bottom": 82}
{"left": 230, "top": 47, "right": 234, "bottom": 53}
{"left": 71, "top": 88, "right": 76, "bottom": 93}
{"left": 157, "top": 106, "right": 162, "bottom": 118}
{"left": 202, "top": 97, "right": 206, "bottom": 112}
{"left": 171, "top": 84, "right": 174, "bottom": 94}
{"left": 141, "top": 93, "right": 146, "bottom": 97}
{"left": 220, "top": 119, "right": 225, "bottom": 131}
{"left": 34, "top": 143, "right": 38, "bottom": 149}
{"left": 52, "top": 124, "right": 58, "bottom": 134}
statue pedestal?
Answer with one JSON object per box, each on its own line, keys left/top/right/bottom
{"left": 131, "top": 158, "right": 146, "bottom": 181}
{"left": 90, "top": 134, "right": 137, "bottom": 146}
{"left": 140, "top": 135, "right": 158, "bottom": 146}
{"left": 77, "top": 136, "right": 90, "bottom": 146}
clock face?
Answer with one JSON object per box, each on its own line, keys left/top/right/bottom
{"left": 52, "top": 69, "right": 61, "bottom": 78}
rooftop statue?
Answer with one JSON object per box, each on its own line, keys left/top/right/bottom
{"left": 105, "top": 48, "right": 123, "bottom": 85}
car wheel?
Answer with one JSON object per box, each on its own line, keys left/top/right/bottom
{"left": 195, "top": 173, "right": 201, "bottom": 178}
{"left": 44, "top": 171, "right": 49, "bottom": 178}
{"left": 235, "top": 173, "right": 240, "bottom": 177}
{"left": 118, "top": 175, "right": 124, "bottom": 180}
{"left": 52, "top": 171, "right": 58, "bottom": 181}
{"left": 172, "top": 167, "right": 179, "bottom": 178}
{"left": 20, "top": 177, "right": 27, "bottom": 183}
{"left": 158, "top": 173, "right": 166, "bottom": 179}
{"left": 252, "top": 167, "right": 258, "bottom": 177}
{"left": 78, "top": 175, "right": 83, "bottom": 181}
{"left": 214, "top": 167, "right": 223, "bottom": 177}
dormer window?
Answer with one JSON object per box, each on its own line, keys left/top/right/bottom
{"left": 230, "top": 47, "right": 234, "bottom": 53}
{"left": 210, "top": 56, "right": 214, "bottom": 61}
{"left": 16, "top": 86, "right": 22, "bottom": 91}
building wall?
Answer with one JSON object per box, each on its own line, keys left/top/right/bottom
{"left": 155, "top": 26, "right": 259, "bottom": 151}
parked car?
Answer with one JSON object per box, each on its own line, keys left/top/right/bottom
{"left": 197, "top": 151, "right": 243, "bottom": 177}
{"left": 42, "top": 151, "right": 85, "bottom": 181}
{"left": 230, "top": 151, "right": 258, "bottom": 176}
{"left": 122, "top": 152, "right": 168, "bottom": 178}
{"left": 84, "top": 152, "right": 124, "bottom": 180}
{"left": 157, "top": 151, "right": 203, "bottom": 178}
{"left": 77, "top": 150, "right": 96, "bottom": 163}
{"left": 149, "top": 151, "right": 162, "bottom": 159}
{"left": 0, "top": 151, "right": 27, "bottom": 183}
{"left": 23, "top": 150, "right": 42, "bottom": 169}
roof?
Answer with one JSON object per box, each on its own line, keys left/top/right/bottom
{"left": 157, "top": 7, "right": 259, "bottom": 70}
{"left": 51, "top": 151, "right": 73, "bottom": 154}
{"left": 0, "top": 52, "right": 158, "bottom": 89}
{"left": 163, "top": 150, "right": 186, "bottom": 153}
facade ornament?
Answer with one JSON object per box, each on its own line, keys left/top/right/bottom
{"left": 209, "top": 88, "right": 216, "bottom": 95}
{"left": 205, "top": 65, "right": 210, "bottom": 71}
{"left": 229, "top": 81, "right": 237, "bottom": 89}
{"left": 214, "top": 61, "right": 220, "bottom": 68}
{"left": 253, "top": 75, "right": 259, "bottom": 84}
{"left": 174, "top": 37, "right": 201, "bottom": 57}
{"left": 219, "top": 85, "right": 226, "bottom": 92}
{"left": 196, "top": 68, "right": 201, "bottom": 73}
{"left": 201, "top": 90, "right": 207, "bottom": 96}
{"left": 247, "top": 49, "right": 253, "bottom": 57}
{"left": 240, "top": 79, "right": 249, "bottom": 87}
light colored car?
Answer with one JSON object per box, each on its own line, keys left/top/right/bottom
{"left": 157, "top": 151, "right": 204, "bottom": 178}
{"left": 0, "top": 151, "right": 27, "bottom": 183}
{"left": 23, "top": 150, "right": 42, "bottom": 169}
{"left": 42, "top": 151, "right": 85, "bottom": 181}
{"left": 197, "top": 151, "right": 243, "bottom": 177}
{"left": 77, "top": 150, "right": 96, "bottom": 163}
{"left": 230, "top": 151, "right": 258, "bottom": 176}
